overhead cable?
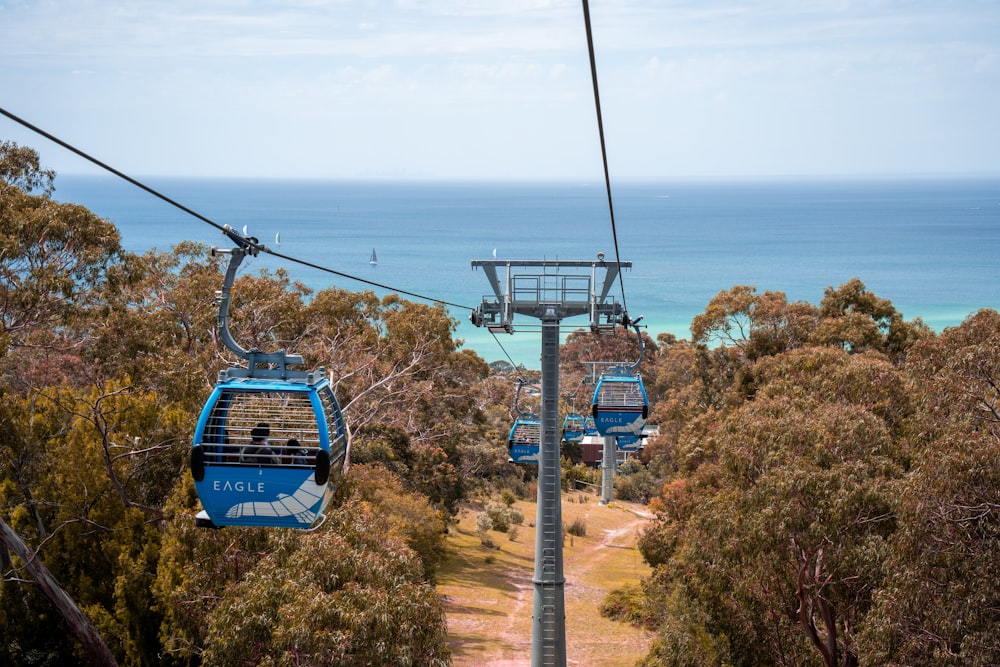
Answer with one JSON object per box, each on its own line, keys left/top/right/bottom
{"left": 0, "top": 106, "right": 473, "bottom": 311}
{"left": 489, "top": 329, "right": 529, "bottom": 372}
{"left": 580, "top": 0, "right": 629, "bottom": 316}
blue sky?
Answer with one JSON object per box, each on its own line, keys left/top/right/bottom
{"left": 2, "top": 0, "right": 998, "bottom": 181}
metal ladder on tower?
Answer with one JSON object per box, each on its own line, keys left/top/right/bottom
{"left": 539, "top": 467, "right": 560, "bottom": 665}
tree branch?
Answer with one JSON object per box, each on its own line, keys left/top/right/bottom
{"left": 0, "top": 516, "right": 119, "bottom": 666}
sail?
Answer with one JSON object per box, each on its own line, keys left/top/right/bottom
{"left": 369, "top": 248, "right": 377, "bottom": 265}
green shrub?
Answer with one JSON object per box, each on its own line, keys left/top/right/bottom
{"left": 484, "top": 503, "right": 510, "bottom": 532}
{"left": 476, "top": 511, "right": 494, "bottom": 544}
{"left": 562, "top": 460, "right": 600, "bottom": 491}
{"left": 600, "top": 582, "right": 659, "bottom": 630}
{"left": 566, "top": 517, "right": 587, "bottom": 537}
{"left": 615, "top": 468, "right": 660, "bottom": 504}
{"left": 618, "top": 458, "right": 644, "bottom": 476}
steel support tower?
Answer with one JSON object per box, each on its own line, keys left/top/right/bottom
{"left": 470, "top": 258, "right": 630, "bottom": 667}
{"left": 600, "top": 436, "right": 616, "bottom": 505}
{"left": 582, "top": 361, "right": 624, "bottom": 506}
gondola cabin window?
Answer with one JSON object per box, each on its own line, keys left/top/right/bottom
{"left": 199, "top": 390, "right": 326, "bottom": 468}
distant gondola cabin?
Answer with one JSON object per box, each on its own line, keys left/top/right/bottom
{"left": 616, "top": 434, "right": 643, "bottom": 452}
{"left": 508, "top": 417, "right": 541, "bottom": 465}
{"left": 562, "top": 413, "right": 586, "bottom": 443}
{"left": 591, "top": 372, "right": 648, "bottom": 437}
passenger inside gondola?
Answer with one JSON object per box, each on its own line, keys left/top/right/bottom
{"left": 241, "top": 423, "right": 279, "bottom": 464}
{"left": 283, "top": 437, "right": 309, "bottom": 465}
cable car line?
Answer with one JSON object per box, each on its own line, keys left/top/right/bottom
{"left": 0, "top": 106, "right": 473, "bottom": 312}
{"left": 489, "top": 329, "right": 524, "bottom": 372}
{"left": 260, "top": 244, "right": 471, "bottom": 310}
{"left": 1, "top": 106, "right": 229, "bottom": 235}
{"left": 580, "top": 0, "right": 629, "bottom": 317}
{"left": 1, "top": 106, "right": 604, "bottom": 365}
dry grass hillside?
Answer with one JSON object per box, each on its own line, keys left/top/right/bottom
{"left": 438, "top": 490, "right": 655, "bottom": 666}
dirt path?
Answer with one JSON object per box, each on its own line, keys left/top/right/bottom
{"left": 437, "top": 493, "right": 655, "bottom": 666}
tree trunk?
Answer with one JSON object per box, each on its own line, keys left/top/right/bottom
{"left": 0, "top": 517, "right": 119, "bottom": 666}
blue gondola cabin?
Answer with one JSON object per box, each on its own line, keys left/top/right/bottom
{"left": 616, "top": 434, "right": 643, "bottom": 452}
{"left": 191, "top": 371, "right": 349, "bottom": 529}
{"left": 562, "top": 413, "right": 586, "bottom": 444}
{"left": 591, "top": 372, "right": 648, "bottom": 437}
{"left": 508, "top": 418, "right": 541, "bottom": 465}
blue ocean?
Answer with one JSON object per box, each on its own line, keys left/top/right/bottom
{"left": 53, "top": 176, "right": 999, "bottom": 368}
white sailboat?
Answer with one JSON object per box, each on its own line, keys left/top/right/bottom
{"left": 369, "top": 248, "right": 377, "bottom": 265}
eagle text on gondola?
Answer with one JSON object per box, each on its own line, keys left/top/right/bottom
{"left": 213, "top": 480, "right": 266, "bottom": 493}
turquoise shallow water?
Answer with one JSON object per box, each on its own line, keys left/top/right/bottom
{"left": 54, "top": 176, "right": 1000, "bottom": 367}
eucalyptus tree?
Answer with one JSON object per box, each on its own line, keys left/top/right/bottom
{"left": 812, "top": 277, "right": 932, "bottom": 358}
{"left": 0, "top": 148, "right": 127, "bottom": 360}
{"left": 1, "top": 142, "right": 132, "bottom": 666}
{"left": 690, "top": 285, "right": 823, "bottom": 364}
{"left": 637, "top": 347, "right": 912, "bottom": 667}
{"left": 155, "top": 476, "right": 451, "bottom": 666}
{"left": 860, "top": 309, "right": 1000, "bottom": 665}
{"left": 691, "top": 280, "right": 930, "bottom": 364}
